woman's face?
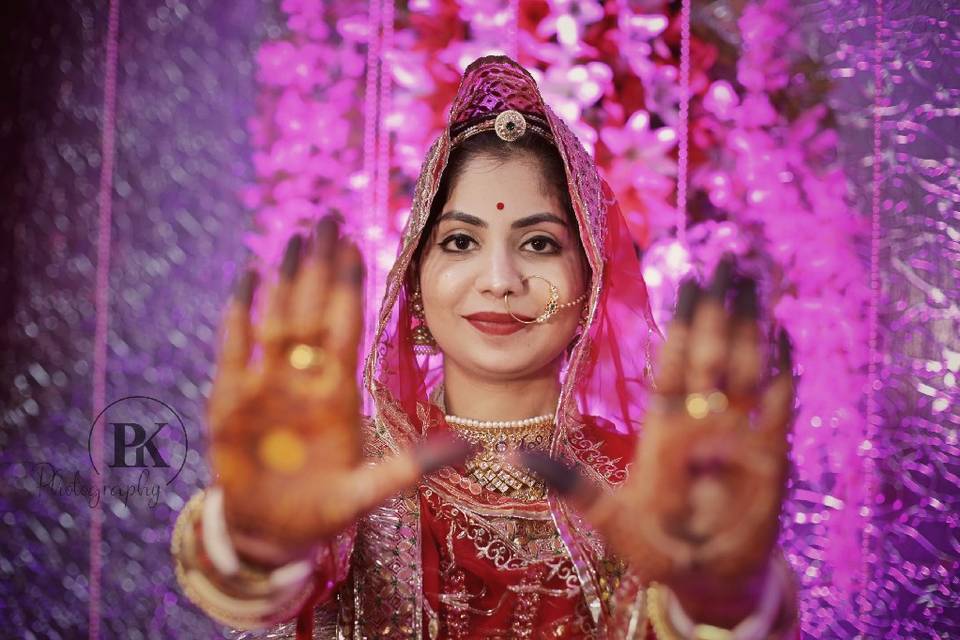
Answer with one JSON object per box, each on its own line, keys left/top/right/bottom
{"left": 417, "top": 153, "right": 588, "bottom": 381}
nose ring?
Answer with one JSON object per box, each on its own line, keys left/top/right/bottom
{"left": 503, "top": 275, "right": 586, "bottom": 324}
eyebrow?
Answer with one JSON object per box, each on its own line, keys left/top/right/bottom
{"left": 438, "top": 210, "right": 567, "bottom": 229}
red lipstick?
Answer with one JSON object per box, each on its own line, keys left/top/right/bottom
{"left": 464, "top": 311, "right": 532, "bottom": 335}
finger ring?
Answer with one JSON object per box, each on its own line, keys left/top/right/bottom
{"left": 289, "top": 343, "right": 325, "bottom": 370}
{"left": 685, "top": 390, "right": 729, "bottom": 419}
{"left": 289, "top": 343, "right": 343, "bottom": 396}
{"left": 258, "top": 427, "right": 307, "bottom": 474}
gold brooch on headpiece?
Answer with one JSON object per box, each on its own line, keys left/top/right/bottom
{"left": 494, "top": 110, "right": 526, "bottom": 141}
{"left": 450, "top": 109, "right": 555, "bottom": 147}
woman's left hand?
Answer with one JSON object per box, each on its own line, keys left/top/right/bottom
{"left": 525, "top": 257, "right": 795, "bottom": 627}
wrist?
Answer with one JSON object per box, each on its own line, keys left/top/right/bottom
{"left": 228, "top": 528, "right": 312, "bottom": 570}
{"left": 669, "top": 566, "right": 769, "bottom": 628}
{"left": 171, "top": 489, "right": 317, "bottom": 629}
{"left": 205, "top": 486, "right": 316, "bottom": 583}
{"left": 214, "top": 487, "right": 314, "bottom": 570}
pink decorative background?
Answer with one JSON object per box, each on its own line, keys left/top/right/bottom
{"left": 1, "top": 1, "right": 956, "bottom": 637}
{"left": 238, "top": 0, "right": 958, "bottom": 635}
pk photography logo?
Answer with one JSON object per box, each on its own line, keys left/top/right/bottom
{"left": 34, "top": 395, "right": 189, "bottom": 508}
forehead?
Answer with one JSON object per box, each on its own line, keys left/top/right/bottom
{"left": 442, "top": 155, "right": 564, "bottom": 220}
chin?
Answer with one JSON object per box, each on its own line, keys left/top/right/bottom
{"left": 448, "top": 347, "right": 565, "bottom": 381}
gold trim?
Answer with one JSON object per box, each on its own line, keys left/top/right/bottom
{"left": 449, "top": 110, "right": 555, "bottom": 147}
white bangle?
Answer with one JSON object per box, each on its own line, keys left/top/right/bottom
{"left": 201, "top": 486, "right": 314, "bottom": 590}
{"left": 202, "top": 486, "right": 241, "bottom": 576}
{"left": 666, "top": 561, "right": 785, "bottom": 640}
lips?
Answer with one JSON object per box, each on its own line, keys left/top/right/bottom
{"left": 464, "top": 311, "right": 533, "bottom": 335}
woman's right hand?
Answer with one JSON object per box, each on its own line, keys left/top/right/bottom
{"left": 206, "top": 216, "right": 465, "bottom": 566}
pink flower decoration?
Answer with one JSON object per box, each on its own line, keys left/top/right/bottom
{"left": 601, "top": 110, "right": 677, "bottom": 236}
{"left": 280, "top": 0, "right": 329, "bottom": 39}
{"left": 641, "top": 64, "right": 681, "bottom": 125}
{"left": 458, "top": 0, "right": 513, "bottom": 33}
{"left": 536, "top": 61, "right": 613, "bottom": 123}
{"left": 641, "top": 237, "right": 693, "bottom": 328}
{"left": 257, "top": 41, "right": 330, "bottom": 91}
{"left": 616, "top": 6, "right": 669, "bottom": 82}
{"left": 601, "top": 110, "right": 676, "bottom": 177}
{"left": 257, "top": 41, "right": 299, "bottom": 87}
{"left": 618, "top": 9, "right": 668, "bottom": 41}
{"left": 703, "top": 80, "right": 740, "bottom": 121}
{"left": 537, "top": 0, "right": 605, "bottom": 48}
{"left": 390, "top": 49, "right": 438, "bottom": 95}
{"left": 738, "top": 93, "right": 778, "bottom": 128}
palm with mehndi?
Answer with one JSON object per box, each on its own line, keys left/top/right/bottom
{"left": 207, "top": 216, "right": 467, "bottom": 565}
{"left": 526, "top": 258, "right": 794, "bottom": 623}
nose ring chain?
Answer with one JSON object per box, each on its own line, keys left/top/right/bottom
{"left": 503, "top": 275, "right": 586, "bottom": 324}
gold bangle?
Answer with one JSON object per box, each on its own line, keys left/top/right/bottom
{"left": 646, "top": 583, "right": 682, "bottom": 640}
{"left": 648, "top": 583, "right": 738, "bottom": 640}
{"left": 647, "top": 577, "right": 796, "bottom": 640}
{"left": 171, "top": 489, "right": 315, "bottom": 629}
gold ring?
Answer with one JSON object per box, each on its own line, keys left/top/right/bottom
{"left": 289, "top": 343, "right": 343, "bottom": 396}
{"left": 288, "top": 343, "right": 325, "bottom": 370}
{"left": 503, "top": 275, "right": 586, "bottom": 324}
{"left": 684, "top": 390, "right": 729, "bottom": 420}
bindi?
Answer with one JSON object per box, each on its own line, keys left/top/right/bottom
{"left": 496, "top": 202, "right": 505, "bottom": 210}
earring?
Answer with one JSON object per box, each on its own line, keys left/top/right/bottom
{"left": 410, "top": 287, "right": 439, "bottom": 355}
{"left": 578, "top": 303, "right": 590, "bottom": 330}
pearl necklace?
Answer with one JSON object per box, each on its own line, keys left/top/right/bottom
{"left": 443, "top": 413, "right": 555, "bottom": 430}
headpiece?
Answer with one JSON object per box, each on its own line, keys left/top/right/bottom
{"left": 449, "top": 109, "right": 555, "bottom": 148}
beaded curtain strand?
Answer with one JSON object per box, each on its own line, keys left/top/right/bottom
{"left": 89, "top": 0, "right": 121, "bottom": 637}
{"left": 675, "top": 0, "right": 692, "bottom": 245}
{"left": 508, "top": 0, "right": 520, "bottom": 61}
{"left": 860, "top": 0, "right": 885, "bottom": 632}
{"left": 361, "top": 0, "right": 384, "bottom": 414}
{"left": 375, "top": 0, "right": 394, "bottom": 275}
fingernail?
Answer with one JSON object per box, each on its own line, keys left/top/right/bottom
{"left": 281, "top": 234, "right": 304, "bottom": 280}
{"left": 675, "top": 279, "right": 700, "bottom": 323}
{"left": 708, "top": 255, "right": 735, "bottom": 299}
{"left": 336, "top": 250, "right": 366, "bottom": 285}
{"left": 732, "top": 278, "right": 759, "bottom": 319}
{"left": 414, "top": 434, "right": 476, "bottom": 474}
{"left": 518, "top": 451, "right": 582, "bottom": 497}
{"left": 315, "top": 215, "right": 340, "bottom": 257}
{"left": 777, "top": 328, "right": 793, "bottom": 371}
{"left": 233, "top": 269, "right": 259, "bottom": 306}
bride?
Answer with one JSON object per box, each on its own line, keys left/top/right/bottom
{"left": 171, "top": 55, "right": 798, "bottom": 639}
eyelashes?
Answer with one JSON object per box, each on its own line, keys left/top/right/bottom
{"left": 439, "top": 233, "right": 477, "bottom": 252}
{"left": 437, "top": 233, "right": 562, "bottom": 255}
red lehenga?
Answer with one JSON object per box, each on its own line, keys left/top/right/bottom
{"left": 175, "top": 56, "right": 796, "bottom": 639}
{"left": 281, "top": 54, "right": 663, "bottom": 640}
{"left": 323, "top": 409, "right": 645, "bottom": 639}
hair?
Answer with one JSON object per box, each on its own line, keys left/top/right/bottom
{"left": 409, "top": 129, "right": 581, "bottom": 280}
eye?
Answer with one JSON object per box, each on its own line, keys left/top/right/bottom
{"left": 439, "top": 233, "right": 478, "bottom": 253}
{"left": 522, "top": 235, "right": 561, "bottom": 254}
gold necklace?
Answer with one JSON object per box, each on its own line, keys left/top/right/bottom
{"left": 431, "top": 384, "right": 555, "bottom": 501}
{"left": 444, "top": 412, "right": 554, "bottom": 501}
